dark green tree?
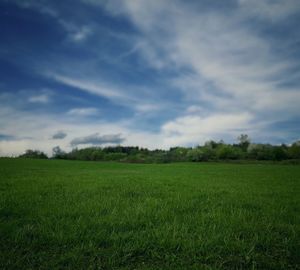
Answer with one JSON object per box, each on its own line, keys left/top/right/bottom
{"left": 19, "top": 150, "right": 48, "bottom": 159}
{"left": 237, "top": 134, "right": 250, "bottom": 151}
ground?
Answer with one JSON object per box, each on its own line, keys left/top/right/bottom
{"left": 0, "top": 158, "right": 299, "bottom": 269}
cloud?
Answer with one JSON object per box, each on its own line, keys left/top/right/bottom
{"left": 9, "top": 0, "right": 58, "bottom": 17}
{"left": 238, "top": 0, "right": 300, "bottom": 21}
{"left": 28, "top": 94, "right": 50, "bottom": 103}
{"left": 161, "top": 112, "right": 254, "bottom": 146}
{"left": 98, "top": 0, "right": 300, "bottom": 122}
{"left": 52, "top": 131, "right": 67, "bottom": 139}
{"left": 0, "top": 101, "right": 293, "bottom": 157}
{"left": 0, "top": 90, "right": 53, "bottom": 107}
{"left": 0, "top": 104, "right": 126, "bottom": 156}
{"left": 51, "top": 74, "right": 127, "bottom": 100}
{"left": 67, "top": 107, "right": 99, "bottom": 116}
{"left": 8, "top": 0, "right": 92, "bottom": 43}
{"left": 70, "top": 133, "right": 125, "bottom": 146}
{"left": 0, "top": 134, "right": 15, "bottom": 141}
{"left": 48, "top": 73, "right": 167, "bottom": 114}
{"left": 1, "top": 0, "right": 299, "bottom": 157}
{"left": 70, "top": 26, "right": 92, "bottom": 42}
{"left": 134, "top": 103, "right": 162, "bottom": 113}
{"left": 57, "top": 19, "right": 93, "bottom": 42}
{"left": 27, "top": 89, "right": 53, "bottom": 104}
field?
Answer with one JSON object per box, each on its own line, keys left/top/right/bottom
{"left": 0, "top": 158, "right": 299, "bottom": 269}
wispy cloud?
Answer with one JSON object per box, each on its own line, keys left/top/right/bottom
{"left": 28, "top": 94, "right": 50, "bottom": 103}
{"left": 67, "top": 107, "right": 99, "bottom": 116}
{"left": 0, "top": 89, "right": 52, "bottom": 107}
{"left": 238, "top": 0, "right": 300, "bottom": 21}
{"left": 0, "top": 0, "right": 299, "bottom": 156}
{"left": 48, "top": 73, "right": 168, "bottom": 114}
{"left": 27, "top": 89, "right": 53, "bottom": 104}
{"left": 70, "top": 26, "right": 92, "bottom": 42}
{"left": 51, "top": 74, "right": 127, "bottom": 100}
{"left": 99, "top": 0, "right": 300, "bottom": 127}
{"left": 7, "top": 0, "right": 92, "bottom": 43}
{"left": 9, "top": 0, "right": 58, "bottom": 17}
{"left": 57, "top": 19, "right": 93, "bottom": 42}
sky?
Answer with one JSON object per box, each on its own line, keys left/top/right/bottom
{"left": 0, "top": 0, "right": 300, "bottom": 156}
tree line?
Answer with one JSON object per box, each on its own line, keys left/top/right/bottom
{"left": 18, "top": 135, "right": 300, "bottom": 163}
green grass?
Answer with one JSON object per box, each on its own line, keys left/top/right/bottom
{"left": 0, "top": 158, "right": 299, "bottom": 269}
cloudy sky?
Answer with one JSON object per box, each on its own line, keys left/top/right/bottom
{"left": 0, "top": 0, "right": 300, "bottom": 156}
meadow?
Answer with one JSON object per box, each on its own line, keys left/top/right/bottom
{"left": 0, "top": 158, "right": 299, "bottom": 269}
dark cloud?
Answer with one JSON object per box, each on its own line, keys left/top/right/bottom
{"left": 70, "top": 133, "right": 124, "bottom": 146}
{"left": 52, "top": 131, "right": 67, "bottom": 139}
{"left": 0, "top": 134, "right": 15, "bottom": 141}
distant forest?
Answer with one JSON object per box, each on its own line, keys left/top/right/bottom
{"left": 17, "top": 134, "right": 300, "bottom": 163}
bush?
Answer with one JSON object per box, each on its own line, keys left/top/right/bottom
{"left": 104, "top": 153, "right": 127, "bottom": 161}
{"left": 247, "top": 144, "right": 288, "bottom": 160}
{"left": 216, "top": 145, "right": 243, "bottom": 160}
{"left": 186, "top": 147, "right": 216, "bottom": 162}
{"left": 187, "top": 148, "right": 203, "bottom": 162}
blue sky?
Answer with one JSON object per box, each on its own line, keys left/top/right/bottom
{"left": 0, "top": 0, "right": 300, "bottom": 156}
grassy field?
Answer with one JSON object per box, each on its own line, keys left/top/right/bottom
{"left": 0, "top": 158, "right": 299, "bottom": 269}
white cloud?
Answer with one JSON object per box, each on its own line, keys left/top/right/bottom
{"left": 99, "top": 0, "right": 300, "bottom": 120}
{"left": 186, "top": 105, "right": 206, "bottom": 114}
{"left": 67, "top": 107, "right": 99, "bottom": 116}
{"left": 134, "top": 103, "right": 162, "bottom": 113}
{"left": 11, "top": 0, "right": 58, "bottom": 17}
{"left": 0, "top": 101, "right": 291, "bottom": 157}
{"left": 161, "top": 113, "right": 253, "bottom": 146}
{"left": 58, "top": 20, "right": 93, "bottom": 42}
{"left": 70, "top": 26, "right": 92, "bottom": 42}
{"left": 1, "top": 0, "right": 299, "bottom": 156}
{"left": 51, "top": 74, "right": 127, "bottom": 100}
{"left": 28, "top": 93, "right": 50, "bottom": 103}
{"left": 0, "top": 104, "right": 161, "bottom": 156}
{"left": 9, "top": 1, "right": 92, "bottom": 43}
{"left": 238, "top": 0, "right": 300, "bottom": 21}
{"left": 48, "top": 73, "right": 167, "bottom": 114}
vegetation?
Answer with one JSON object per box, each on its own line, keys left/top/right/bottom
{"left": 44, "top": 135, "right": 300, "bottom": 163}
{"left": 18, "top": 149, "right": 48, "bottom": 159}
{"left": 16, "top": 135, "right": 300, "bottom": 163}
{"left": 0, "top": 159, "right": 299, "bottom": 269}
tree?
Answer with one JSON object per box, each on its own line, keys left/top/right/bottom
{"left": 272, "top": 146, "right": 288, "bottom": 161}
{"left": 187, "top": 148, "right": 203, "bottom": 162}
{"left": 216, "top": 145, "right": 243, "bottom": 160}
{"left": 237, "top": 134, "right": 250, "bottom": 151}
{"left": 19, "top": 150, "right": 48, "bottom": 159}
{"left": 247, "top": 144, "right": 274, "bottom": 160}
{"left": 288, "top": 141, "right": 300, "bottom": 159}
{"left": 52, "top": 146, "right": 65, "bottom": 159}
{"left": 168, "top": 147, "right": 189, "bottom": 162}
{"left": 204, "top": 140, "right": 218, "bottom": 149}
